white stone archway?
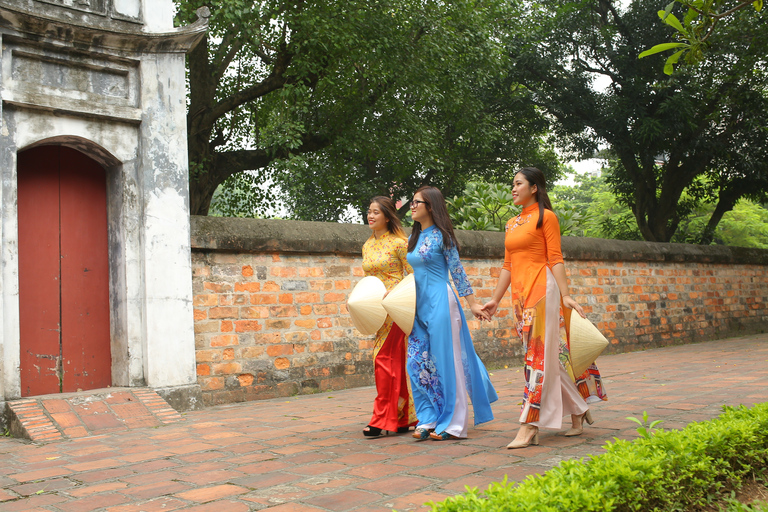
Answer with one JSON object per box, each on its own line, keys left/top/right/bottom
{"left": 0, "top": 0, "right": 208, "bottom": 411}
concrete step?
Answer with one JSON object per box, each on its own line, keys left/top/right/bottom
{"left": 4, "top": 387, "right": 183, "bottom": 442}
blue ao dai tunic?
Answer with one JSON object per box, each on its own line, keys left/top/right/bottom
{"left": 406, "top": 225, "right": 497, "bottom": 437}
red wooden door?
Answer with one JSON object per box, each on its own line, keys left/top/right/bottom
{"left": 18, "top": 146, "right": 112, "bottom": 396}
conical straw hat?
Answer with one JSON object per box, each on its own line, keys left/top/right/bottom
{"left": 382, "top": 273, "right": 416, "bottom": 335}
{"left": 569, "top": 312, "right": 609, "bottom": 376}
{"left": 347, "top": 276, "right": 387, "bottom": 335}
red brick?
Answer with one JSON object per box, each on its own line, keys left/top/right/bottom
{"left": 309, "top": 342, "right": 333, "bottom": 353}
{"left": 267, "top": 345, "right": 293, "bottom": 357}
{"left": 196, "top": 350, "right": 221, "bottom": 362}
{"left": 200, "top": 378, "right": 225, "bottom": 391}
{"left": 193, "top": 294, "right": 218, "bottom": 306}
{"left": 204, "top": 282, "right": 231, "bottom": 293}
{"left": 263, "top": 281, "right": 280, "bottom": 291}
{"left": 237, "top": 346, "right": 264, "bottom": 358}
{"left": 41, "top": 399, "right": 70, "bottom": 414}
{"left": 254, "top": 333, "right": 281, "bottom": 344}
{"left": 240, "top": 306, "right": 269, "bottom": 318}
{"left": 210, "top": 335, "right": 238, "bottom": 347}
{"left": 238, "top": 374, "right": 254, "bottom": 386}
{"left": 299, "top": 267, "right": 324, "bottom": 277}
{"left": 50, "top": 412, "right": 81, "bottom": 429}
{"left": 212, "top": 362, "right": 242, "bottom": 375}
{"left": 196, "top": 364, "right": 210, "bottom": 376}
{"left": 250, "top": 293, "right": 277, "bottom": 305}
{"left": 313, "top": 304, "right": 338, "bottom": 315}
{"left": 234, "top": 320, "right": 262, "bottom": 332}
{"left": 208, "top": 307, "right": 237, "bottom": 319}
{"left": 242, "top": 265, "right": 254, "bottom": 277}
{"left": 279, "top": 293, "right": 293, "bottom": 304}
{"left": 234, "top": 282, "right": 260, "bottom": 292}
{"left": 323, "top": 292, "right": 346, "bottom": 302}
{"left": 274, "top": 358, "right": 290, "bottom": 370}
{"left": 271, "top": 306, "right": 298, "bottom": 317}
{"left": 57, "top": 491, "right": 131, "bottom": 510}
{"left": 295, "top": 292, "right": 320, "bottom": 303}
{"left": 278, "top": 267, "right": 300, "bottom": 278}
{"left": 174, "top": 484, "right": 249, "bottom": 503}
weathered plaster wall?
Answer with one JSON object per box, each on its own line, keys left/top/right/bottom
{"left": 190, "top": 216, "right": 768, "bottom": 406}
{"left": 0, "top": 0, "right": 206, "bottom": 410}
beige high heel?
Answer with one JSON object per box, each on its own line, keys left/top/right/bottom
{"left": 565, "top": 409, "right": 594, "bottom": 437}
{"left": 506, "top": 425, "right": 539, "bottom": 449}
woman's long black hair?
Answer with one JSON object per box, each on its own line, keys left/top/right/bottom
{"left": 517, "top": 167, "right": 554, "bottom": 229}
{"left": 407, "top": 186, "right": 460, "bottom": 253}
{"left": 369, "top": 196, "right": 407, "bottom": 239}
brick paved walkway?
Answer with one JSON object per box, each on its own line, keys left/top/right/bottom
{"left": 1, "top": 334, "right": 767, "bottom": 512}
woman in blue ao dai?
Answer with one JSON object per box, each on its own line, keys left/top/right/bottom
{"left": 406, "top": 186, "right": 498, "bottom": 441}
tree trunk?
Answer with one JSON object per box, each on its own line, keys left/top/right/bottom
{"left": 698, "top": 188, "right": 740, "bottom": 245}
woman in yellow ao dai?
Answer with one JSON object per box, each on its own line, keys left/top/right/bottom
{"left": 360, "top": 196, "right": 418, "bottom": 436}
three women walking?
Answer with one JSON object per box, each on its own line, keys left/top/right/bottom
{"left": 359, "top": 169, "right": 606, "bottom": 446}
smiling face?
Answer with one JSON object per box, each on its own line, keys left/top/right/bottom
{"left": 410, "top": 192, "right": 431, "bottom": 224}
{"left": 367, "top": 202, "right": 388, "bottom": 232}
{"left": 512, "top": 172, "right": 538, "bottom": 207}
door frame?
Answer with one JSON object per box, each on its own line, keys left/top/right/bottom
{"left": 17, "top": 145, "right": 113, "bottom": 395}
{"left": 9, "top": 137, "right": 130, "bottom": 398}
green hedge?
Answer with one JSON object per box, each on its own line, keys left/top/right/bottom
{"left": 430, "top": 403, "right": 768, "bottom": 512}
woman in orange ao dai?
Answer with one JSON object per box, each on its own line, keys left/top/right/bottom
{"left": 482, "top": 167, "right": 607, "bottom": 449}
{"left": 361, "top": 196, "right": 418, "bottom": 436}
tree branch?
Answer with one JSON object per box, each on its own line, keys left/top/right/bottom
{"left": 213, "top": 133, "right": 332, "bottom": 175}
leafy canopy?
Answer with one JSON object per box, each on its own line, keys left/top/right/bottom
{"left": 177, "top": 0, "right": 556, "bottom": 220}
{"left": 503, "top": 0, "right": 768, "bottom": 243}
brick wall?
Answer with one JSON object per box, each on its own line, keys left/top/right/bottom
{"left": 191, "top": 216, "right": 768, "bottom": 406}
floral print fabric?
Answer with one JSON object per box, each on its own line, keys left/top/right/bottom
{"left": 406, "top": 226, "right": 497, "bottom": 433}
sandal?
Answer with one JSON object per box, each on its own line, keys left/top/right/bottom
{"left": 363, "top": 425, "right": 383, "bottom": 437}
{"left": 412, "top": 427, "right": 434, "bottom": 440}
{"left": 429, "top": 431, "right": 460, "bottom": 441}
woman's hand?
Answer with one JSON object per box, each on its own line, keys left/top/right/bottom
{"left": 480, "top": 300, "right": 498, "bottom": 318}
{"left": 562, "top": 295, "right": 585, "bottom": 318}
{"left": 470, "top": 303, "right": 491, "bottom": 321}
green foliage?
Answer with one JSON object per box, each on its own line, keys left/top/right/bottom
{"left": 505, "top": 0, "right": 768, "bottom": 243}
{"left": 720, "top": 497, "right": 768, "bottom": 512}
{"left": 176, "top": 0, "right": 559, "bottom": 218}
{"left": 209, "top": 172, "right": 278, "bottom": 218}
{"left": 627, "top": 410, "right": 664, "bottom": 439}
{"left": 673, "top": 200, "right": 768, "bottom": 248}
{"left": 640, "top": 0, "right": 765, "bottom": 74}
{"left": 446, "top": 180, "right": 583, "bottom": 236}
{"left": 447, "top": 182, "right": 519, "bottom": 232}
{"left": 551, "top": 172, "right": 643, "bottom": 241}
{"left": 426, "top": 402, "right": 768, "bottom": 512}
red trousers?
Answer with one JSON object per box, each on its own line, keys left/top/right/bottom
{"left": 369, "top": 323, "right": 415, "bottom": 431}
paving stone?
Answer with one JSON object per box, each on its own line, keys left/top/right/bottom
{"left": 0, "top": 336, "right": 766, "bottom": 512}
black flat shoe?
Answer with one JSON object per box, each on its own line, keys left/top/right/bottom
{"left": 363, "top": 425, "right": 383, "bottom": 437}
{"left": 397, "top": 426, "right": 411, "bottom": 433}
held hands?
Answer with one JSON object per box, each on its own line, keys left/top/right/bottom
{"left": 470, "top": 303, "right": 491, "bottom": 322}
{"left": 480, "top": 299, "right": 498, "bottom": 318}
{"left": 563, "top": 295, "right": 585, "bottom": 318}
